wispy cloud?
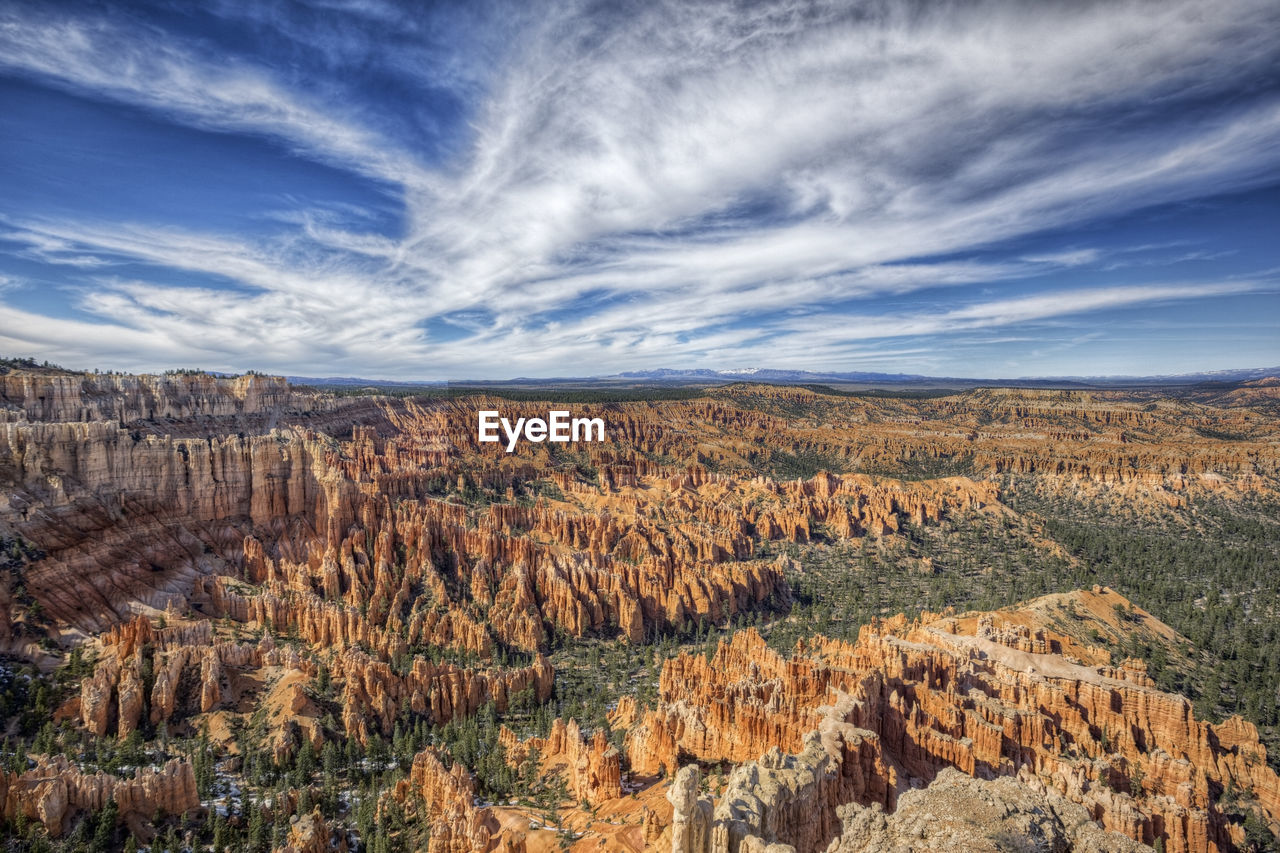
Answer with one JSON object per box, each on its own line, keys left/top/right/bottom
{"left": 1022, "top": 250, "right": 1101, "bottom": 267}
{"left": 0, "top": 0, "right": 1278, "bottom": 377}
{"left": 0, "top": 6, "right": 430, "bottom": 189}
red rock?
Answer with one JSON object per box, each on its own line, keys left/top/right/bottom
{"left": 500, "top": 718, "right": 621, "bottom": 806}
{"left": 630, "top": 602, "right": 1280, "bottom": 853}
{"left": 0, "top": 756, "right": 198, "bottom": 837}
{"left": 382, "top": 747, "right": 499, "bottom": 853}
{"left": 275, "top": 807, "right": 348, "bottom": 853}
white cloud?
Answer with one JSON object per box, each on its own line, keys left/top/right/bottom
{"left": 0, "top": 0, "right": 1278, "bottom": 377}
{"left": 1023, "top": 250, "right": 1101, "bottom": 267}
{"left": 0, "top": 8, "right": 430, "bottom": 189}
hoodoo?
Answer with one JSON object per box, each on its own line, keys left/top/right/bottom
{"left": 1, "top": 368, "right": 1277, "bottom": 850}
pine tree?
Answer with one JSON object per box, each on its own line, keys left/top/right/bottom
{"left": 248, "top": 803, "right": 266, "bottom": 852}
{"left": 90, "top": 798, "right": 118, "bottom": 853}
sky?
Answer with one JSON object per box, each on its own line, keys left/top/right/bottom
{"left": 0, "top": 0, "right": 1278, "bottom": 380}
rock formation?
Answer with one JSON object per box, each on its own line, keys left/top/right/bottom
{"left": 77, "top": 614, "right": 310, "bottom": 738}
{"left": 500, "top": 717, "right": 622, "bottom": 805}
{"left": 0, "top": 371, "right": 317, "bottom": 425}
{"left": 4, "top": 369, "right": 1280, "bottom": 851}
{"left": 383, "top": 747, "right": 499, "bottom": 853}
{"left": 668, "top": 765, "right": 713, "bottom": 853}
{"left": 275, "top": 807, "right": 349, "bottom": 853}
{"left": 0, "top": 755, "right": 199, "bottom": 838}
{"left": 827, "top": 767, "right": 1149, "bottom": 853}
{"left": 631, "top": 594, "right": 1280, "bottom": 853}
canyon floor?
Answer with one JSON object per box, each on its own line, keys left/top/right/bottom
{"left": 1, "top": 366, "right": 1279, "bottom": 852}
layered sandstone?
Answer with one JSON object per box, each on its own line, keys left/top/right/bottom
{"left": 500, "top": 717, "right": 622, "bottom": 805}
{"left": 0, "top": 755, "right": 199, "bottom": 837}
{"left": 275, "top": 807, "right": 349, "bottom": 853}
{"left": 383, "top": 747, "right": 499, "bottom": 853}
{"left": 0, "top": 370, "right": 334, "bottom": 425}
{"left": 630, "top": 594, "right": 1280, "bottom": 853}
{"left": 0, "top": 418, "right": 348, "bottom": 635}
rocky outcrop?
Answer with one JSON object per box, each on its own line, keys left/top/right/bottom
{"left": 0, "top": 755, "right": 199, "bottom": 837}
{"left": 330, "top": 645, "right": 553, "bottom": 741}
{"left": 79, "top": 615, "right": 309, "bottom": 737}
{"left": 0, "top": 371, "right": 316, "bottom": 425}
{"left": 77, "top": 612, "right": 552, "bottom": 745}
{"left": 827, "top": 767, "right": 1149, "bottom": 853}
{"left": 631, "top": 595, "right": 1280, "bottom": 853}
{"left": 671, "top": 730, "right": 1146, "bottom": 852}
{"left": 383, "top": 747, "right": 499, "bottom": 853}
{"left": 668, "top": 765, "right": 712, "bottom": 853}
{"left": 500, "top": 717, "right": 622, "bottom": 805}
{"left": 275, "top": 807, "right": 349, "bottom": 853}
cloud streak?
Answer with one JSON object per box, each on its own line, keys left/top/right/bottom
{"left": 0, "top": 0, "right": 1278, "bottom": 377}
{"left": 0, "top": 5, "right": 430, "bottom": 189}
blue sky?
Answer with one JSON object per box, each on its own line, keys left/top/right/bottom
{"left": 0, "top": 0, "right": 1277, "bottom": 380}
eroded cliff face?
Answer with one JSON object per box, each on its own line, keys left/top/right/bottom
{"left": 4, "top": 371, "right": 1280, "bottom": 851}
{"left": 382, "top": 747, "right": 500, "bottom": 853}
{"left": 0, "top": 755, "right": 198, "bottom": 838}
{"left": 500, "top": 716, "right": 623, "bottom": 806}
{"left": 631, "top": 593, "right": 1280, "bottom": 853}
{"left": 0, "top": 418, "right": 347, "bottom": 638}
{"left": 0, "top": 371, "right": 310, "bottom": 425}
{"left": 8, "top": 373, "right": 1271, "bottom": 661}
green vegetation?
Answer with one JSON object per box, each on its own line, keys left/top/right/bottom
{"left": 854, "top": 452, "right": 976, "bottom": 481}
{"left": 758, "top": 508, "right": 1078, "bottom": 649}
{"left": 2, "top": 536, "right": 50, "bottom": 648}
{"left": 0, "top": 356, "right": 68, "bottom": 374}
{"left": 743, "top": 484, "right": 1280, "bottom": 777}
{"left": 1194, "top": 425, "right": 1254, "bottom": 442}
{"left": 762, "top": 448, "right": 848, "bottom": 480}
{"left": 798, "top": 383, "right": 958, "bottom": 399}
{"left": 297, "top": 383, "right": 707, "bottom": 403}
{"left": 1015, "top": 492, "right": 1280, "bottom": 754}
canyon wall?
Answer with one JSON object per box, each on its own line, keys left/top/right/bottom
{"left": 0, "top": 371, "right": 325, "bottom": 425}
{"left": 4, "top": 371, "right": 1279, "bottom": 850}
{"left": 500, "top": 716, "right": 623, "bottom": 806}
{"left": 0, "top": 755, "right": 199, "bottom": 838}
{"left": 632, "top": 595, "right": 1280, "bottom": 853}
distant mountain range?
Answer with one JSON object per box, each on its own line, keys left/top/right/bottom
{"left": 285, "top": 375, "right": 447, "bottom": 386}
{"left": 287, "top": 365, "right": 1280, "bottom": 389}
